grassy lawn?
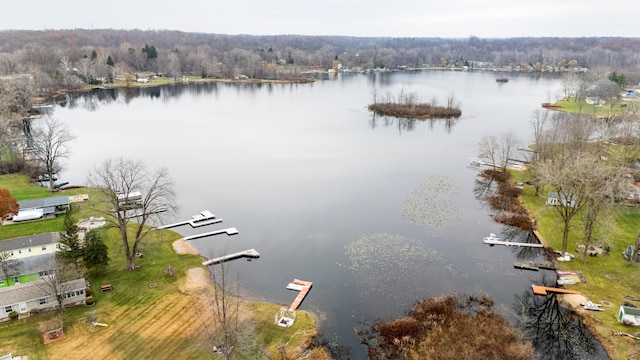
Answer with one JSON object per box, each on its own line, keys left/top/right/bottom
{"left": 513, "top": 171, "right": 640, "bottom": 359}
{"left": 552, "top": 98, "right": 634, "bottom": 118}
{"left": 0, "top": 174, "right": 324, "bottom": 359}
{"left": 0, "top": 174, "right": 59, "bottom": 201}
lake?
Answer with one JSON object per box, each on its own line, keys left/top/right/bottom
{"left": 52, "top": 70, "right": 603, "bottom": 358}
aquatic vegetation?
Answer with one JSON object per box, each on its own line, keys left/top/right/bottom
{"left": 402, "top": 175, "right": 462, "bottom": 230}
{"left": 344, "top": 233, "right": 442, "bottom": 300}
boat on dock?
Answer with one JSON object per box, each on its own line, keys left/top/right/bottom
{"left": 483, "top": 233, "right": 544, "bottom": 248}
{"left": 201, "top": 248, "right": 260, "bottom": 266}
{"left": 158, "top": 210, "right": 221, "bottom": 229}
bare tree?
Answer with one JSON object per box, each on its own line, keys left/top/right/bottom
{"left": 478, "top": 135, "right": 499, "bottom": 169}
{"left": 537, "top": 151, "right": 605, "bottom": 256}
{"left": 580, "top": 163, "right": 625, "bottom": 262}
{"left": 25, "top": 116, "right": 75, "bottom": 191}
{"left": 36, "top": 256, "right": 79, "bottom": 314}
{"left": 207, "top": 259, "right": 241, "bottom": 360}
{"left": 498, "top": 130, "right": 520, "bottom": 171}
{"left": 88, "top": 157, "right": 176, "bottom": 270}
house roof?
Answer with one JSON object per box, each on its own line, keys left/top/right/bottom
{"left": 0, "top": 232, "right": 60, "bottom": 252}
{"left": 18, "top": 196, "right": 69, "bottom": 211}
{"left": 18, "top": 253, "right": 56, "bottom": 275}
{"left": 0, "top": 278, "right": 86, "bottom": 307}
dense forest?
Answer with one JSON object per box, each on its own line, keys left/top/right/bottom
{"left": 0, "top": 29, "right": 639, "bottom": 92}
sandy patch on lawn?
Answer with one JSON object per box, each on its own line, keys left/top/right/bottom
{"left": 172, "top": 239, "right": 200, "bottom": 255}
{"left": 180, "top": 267, "right": 212, "bottom": 293}
{"left": 561, "top": 293, "right": 588, "bottom": 311}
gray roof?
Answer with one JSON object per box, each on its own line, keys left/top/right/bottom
{"left": 18, "top": 196, "right": 69, "bottom": 211}
{"left": 0, "top": 232, "right": 59, "bottom": 252}
{"left": 16, "top": 253, "right": 56, "bottom": 276}
{"left": 0, "top": 278, "right": 86, "bottom": 307}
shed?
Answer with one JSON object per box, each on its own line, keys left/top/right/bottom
{"left": 618, "top": 305, "right": 640, "bottom": 326}
{"left": 546, "top": 191, "right": 576, "bottom": 207}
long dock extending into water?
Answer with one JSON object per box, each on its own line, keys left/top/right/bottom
{"left": 183, "top": 227, "right": 238, "bottom": 241}
{"left": 483, "top": 237, "right": 544, "bottom": 248}
{"left": 287, "top": 279, "right": 313, "bottom": 311}
{"left": 202, "top": 248, "right": 260, "bottom": 266}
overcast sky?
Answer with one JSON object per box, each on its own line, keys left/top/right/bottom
{"left": 2, "top": 0, "right": 638, "bottom": 38}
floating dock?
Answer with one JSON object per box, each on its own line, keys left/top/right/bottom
{"left": 287, "top": 279, "right": 313, "bottom": 311}
{"left": 158, "top": 210, "right": 221, "bottom": 229}
{"left": 531, "top": 285, "right": 581, "bottom": 296}
{"left": 202, "top": 248, "right": 260, "bottom": 266}
{"left": 183, "top": 227, "right": 238, "bottom": 241}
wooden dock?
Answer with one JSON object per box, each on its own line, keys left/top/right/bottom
{"left": 531, "top": 285, "right": 581, "bottom": 296}
{"left": 483, "top": 238, "right": 544, "bottom": 248}
{"left": 183, "top": 227, "right": 238, "bottom": 241}
{"left": 202, "top": 248, "right": 260, "bottom": 266}
{"left": 532, "top": 230, "right": 549, "bottom": 247}
{"left": 287, "top": 279, "right": 313, "bottom": 311}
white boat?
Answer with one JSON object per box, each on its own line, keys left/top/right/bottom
{"left": 12, "top": 208, "right": 44, "bottom": 222}
{"left": 484, "top": 233, "right": 499, "bottom": 241}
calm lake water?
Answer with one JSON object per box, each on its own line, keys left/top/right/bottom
{"left": 52, "top": 71, "right": 605, "bottom": 358}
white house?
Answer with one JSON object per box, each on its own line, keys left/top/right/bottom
{"left": 0, "top": 232, "right": 86, "bottom": 320}
{"left": 0, "top": 278, "right": 86, "bottom": 321}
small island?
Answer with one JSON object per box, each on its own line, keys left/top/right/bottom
{"left": 368, "top": 91, "right": 462, "bottom": 119}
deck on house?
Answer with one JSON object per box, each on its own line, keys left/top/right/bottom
{"left": 201, "top": 248, "right": 260, "bottom": 266}
{"left": 183, "top": 227, "right": 238, "bottom": 241}
{"left": 531, "top": 285, "right": 581, "bottom": 296}
{"left": 287, "top": 279, "right": 313, "bottom": 312}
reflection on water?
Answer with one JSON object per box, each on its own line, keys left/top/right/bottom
{"left": 54, "top": 71, "right": 570, "bottom": 358}
{"left": 514, "top": 279, "right": 609, "bottom": 360}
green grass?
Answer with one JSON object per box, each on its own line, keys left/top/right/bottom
{"left": 513, "top": 170, "right": 640, "bottom": 359}
{"left": 0, "top": 174, "right": 323, "bottom": 360}
{"left": 0, "top": 174, "right": 58, "bottom": 201}
{"left": 250, "top": 302, "right": 318, "bottom": 357}
{"left": 553, "top": 98, "right": 632, "bottom": 118}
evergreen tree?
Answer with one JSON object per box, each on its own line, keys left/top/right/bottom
{"left": 106, "top": 55, "right": 115, "bottom": 66}
{"left": 59, "top": 207, "right": 83, "bottom": 262}
{"left": 83, "top": 230, "right": 110, "bottom": 274}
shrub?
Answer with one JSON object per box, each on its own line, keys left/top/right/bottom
{"left": 85, "top": 297, "right": 95, "bottom": 306}
{"left": 85, "top": 287, "right": 93, "bottom": 297}
{"left": 8, "top": 311, "right": 18, "bottom": 320}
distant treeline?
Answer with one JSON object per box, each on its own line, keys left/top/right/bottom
{"left": 0, "top": 29, "right": 639, "bottom": 93}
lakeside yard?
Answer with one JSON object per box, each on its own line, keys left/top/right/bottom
{"left": 0, "top": 175, "right": 326, "bottom": 360}
{"left": 514, "top": 171, "right": 640, "bottom": 359}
